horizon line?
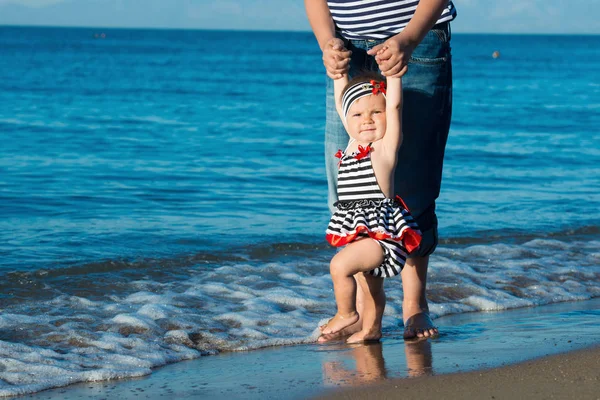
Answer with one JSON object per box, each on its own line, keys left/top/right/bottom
{"left": 1, "top": 24, "right": 599, "bottom": 36}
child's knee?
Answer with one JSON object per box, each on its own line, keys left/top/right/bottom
{"left": 329, "top": 255, "right": 347, "bottom": 277}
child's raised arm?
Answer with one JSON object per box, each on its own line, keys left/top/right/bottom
{"left": 333, "top": 75, "right": 349, "bottom": 132}
{"left": 381, "top": 76, "right": 403, "bottom": 159}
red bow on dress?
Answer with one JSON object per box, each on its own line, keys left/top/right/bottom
{"left": 355, "top": 145, "right": 371, "bottom": 160}
{"left": 370, "top": 80, "right": 386, "bottom": 95}
{"left": 335, "top": 149, "right": 343, "bottom": 168}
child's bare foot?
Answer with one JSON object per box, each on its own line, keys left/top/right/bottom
{"left": 318, "top": 319, "right": 363, "bottom": 343}
{"left": 319, "top": 317, "right": 355, "bottom": 332}
{"left": 346, "top": 328, "right": 382, "bottom": 344}
{"left": 319, "top": 319, "right": 331, "bottom": 332}
{"left": 321, "top": 311, "right": 359, "bottom": 335}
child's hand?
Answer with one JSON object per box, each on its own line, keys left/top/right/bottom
{"left": 376, "top": 46, "right": 388, "bottom": 56}
{"left": 322, "top": 38, "right": 352, "bottom": 80}
{"left": 367, "top": 34, "right": 416, "bottom": 78}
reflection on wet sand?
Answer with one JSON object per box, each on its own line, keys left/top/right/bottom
{"left": 322, "top": 343, "right": 388, "bottom": 386}
{"left": 405, "top": 340, "right": 434, "bottom": 377}
{"left": 322, "top": 339, "right": 434, "bottom": 387}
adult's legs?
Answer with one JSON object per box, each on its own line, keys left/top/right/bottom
{"left": 325, "top": 74, "right": 349, "bottom": 213}
{"left": 394, "top": 24, "right": 452, "bottom": 338}
{"left": 401, "top": 255, "right": 438, "bottom": 338}
{"left": 401, "top": 208, "right": 440, "bottom": 339}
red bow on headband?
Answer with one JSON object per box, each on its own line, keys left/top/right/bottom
{"left": 370, "top": 80, "right": 386, "bottom": 95}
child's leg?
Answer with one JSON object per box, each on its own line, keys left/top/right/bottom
{"left": 322, "top": 238, "right": 384, "bottom": 334}
{"left": 317, "top": 274, "right": 365, "bottom": 343}
{"left": 347, "top": 273, "right": 385, "bottom": 343}
{"left": 319, "top": 274, "right": 364, "bottom": 332}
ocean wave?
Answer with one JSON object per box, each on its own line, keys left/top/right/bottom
{"left": 0, "top": 233, "right": 599, "bottom": 396}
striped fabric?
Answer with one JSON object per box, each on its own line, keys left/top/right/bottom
{"left": 327, "top": 0, "right": 457, "bottom": 40}
{"left": 337, "top": 150, "right": 385, "bottom": 202}
{"left": 371, "top": 237, "right": 408, "bottom": 277}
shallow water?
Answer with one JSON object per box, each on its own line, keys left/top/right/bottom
{"left": 20, "top": 299, "right": 600, "bottom": 400}
{"left": 0, "top": 27, "right": 599, "bottom": 396}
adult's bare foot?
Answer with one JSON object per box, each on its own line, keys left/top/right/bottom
{"left": 403, "top": 311, "right": 438, "bottom": 340}
{"left": 321, "top": 311, "right": 359, "bottom": 335}
{"left": 346, "top": 328, "right": 382, "bottom": 344}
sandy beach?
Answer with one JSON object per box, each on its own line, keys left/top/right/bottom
{"left": 318, "top": 345, "right": 600, "bottom": 400}
{"left": 21, "top": 298, "right": 600, "bottom": 399}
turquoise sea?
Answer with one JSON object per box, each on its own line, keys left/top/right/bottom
{"left": 0, "top": 26, "right": 599, "bottom": 396}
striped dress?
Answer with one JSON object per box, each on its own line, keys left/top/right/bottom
{"left": 327, "top": 0, "right": 457, "bottom": 40}
{"left": 326, "top": 143, "right": 422, "bottom": 277}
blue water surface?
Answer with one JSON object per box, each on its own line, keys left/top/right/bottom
{"left": 0, "top": 27, "right": 599, "bottom": 271}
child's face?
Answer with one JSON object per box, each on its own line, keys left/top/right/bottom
{"left": 346, "top": 94, "right": 387, "bottom": 143}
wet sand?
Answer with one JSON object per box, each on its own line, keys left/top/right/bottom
{"left": 22, "top": 298, "right": 600, "bottom": 399}
{"left": 317, "top": 345, "right": 600, "bottom": 399}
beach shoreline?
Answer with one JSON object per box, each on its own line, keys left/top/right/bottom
{"left": 317, "top": 345, "right": 600, "bottom": 400}
{"left": 19, "top": 298, "right": 600, "bottom": 399}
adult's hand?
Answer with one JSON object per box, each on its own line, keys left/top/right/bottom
{"left": 322, "top": 38, "right": 352, "bottom": 80}
{"left": 367, "top": 34, "right": 417, "bottom": 78}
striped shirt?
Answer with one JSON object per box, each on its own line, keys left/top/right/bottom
{"left": 327, "top": 0, "right": 457, "bottom": 40}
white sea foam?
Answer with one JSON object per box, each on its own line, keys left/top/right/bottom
{"left": 0, "top": 238, "right": 598, "bottom": 397}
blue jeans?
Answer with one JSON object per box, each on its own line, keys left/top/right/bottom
{"left": 325, "top": 23, "right": 452, "bottom": 257}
